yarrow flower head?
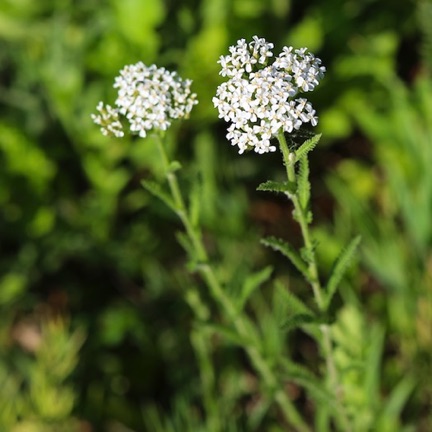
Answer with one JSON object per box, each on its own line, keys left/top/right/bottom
{"left": 92, "top": 62, "right": 198, "bottom": 138}
{"left": 213, "top": 36, "right": 325, "bottom": 154}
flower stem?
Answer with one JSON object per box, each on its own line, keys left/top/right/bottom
{"left": 277, "top": 131, "right": 352, "bottom": 432}
{"left": 155, "top": 134, "right": 311, "bottom": 432}
{"left": 155, "top": 135, "right": 207, "bottom": 262}
{"left": 278, "top": 131, "right": 323, "bottom": 308}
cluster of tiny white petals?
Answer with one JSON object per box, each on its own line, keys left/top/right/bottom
{"left": 91, "top": 102, "right": 124, "bottom": 138}
{"left": 92, "top": 62, "right": 198, "bottom": 138}
{"left": 213, "top": 36, "right": 325, "bottom": 154}
{"left": 218, "top": 36, "right": 274, "bottom": 78}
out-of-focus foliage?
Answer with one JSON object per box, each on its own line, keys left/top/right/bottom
{"left": 0, "top": 317, "right": 84, "bottom": 431}
{"left": 0, "top": 0, "right": 430, "bottom": 430}
{"left": 325, "top": 73, "right": 432, "bottom": 431}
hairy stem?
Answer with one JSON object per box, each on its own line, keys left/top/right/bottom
{"left": 277, "top": 131, "right": 352, "bottom": 432}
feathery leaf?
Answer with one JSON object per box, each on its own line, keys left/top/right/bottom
{"left": 297, "top": 155, "right": 311, "bottom": 211}
{"left": 261, "top": 237, "right": 310, "bottom": 281}
{"left": 325, "top": 236, "right": 361, "bottom": 308}
{"left": 295, "top": 134, "right": 321, "bottom": 161}
{"left": 257, "top": 180, "right": 296, "bottom": 195}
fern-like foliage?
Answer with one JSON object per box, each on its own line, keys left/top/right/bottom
{"left": 294, "top": 134, "right": 321, "bottom": 161}
{"left": 261, "top": 237, "right": 310, "bottom": 282}
{"left": 325, "top": 236, "right": 361, "bottom": 309}
{"left": 297, "top": 155, "right": 311, "bottom": 213}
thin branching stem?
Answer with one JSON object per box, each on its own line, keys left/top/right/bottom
{"left": 155, "top": 133, "right": 311, "bottom": 432}
{"left": 277, "top": 131, "right": 352, "bottom": 432}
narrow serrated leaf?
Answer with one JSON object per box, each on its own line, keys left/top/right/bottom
{"left": 261, "top": 237, "right": 310, "bottom": 281}
{"left": 273, "top": 282, "right": 313, "bottom": 319}
{"left": 257, "top": 180, "right": 296, "bottom": 195}
{"left": 294, "top": 134, "right": 321, "bottom": 161}
{"left": 325, "top": 236, "right": 361, "bottom": 308}
{"left": 274, "top": 281, "right": 319, "bottom": 338}
{"left": 281, "top": 288, "right": 312, "bottom": 315}
{"left": 280, "top": 313, "right": 316, "bottom": 332}
{"left": 238, "top": 266, "right": 273, "bottom": 311}
{"left": 142, "top": 180, "right": 176, "bottom": 211}
{"left": 297, "top": 155, "right": 311, "bottom": 210}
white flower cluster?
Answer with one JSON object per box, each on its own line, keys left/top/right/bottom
{"left": 213, "top": 36, "right": 325, "bottom": 154}
{"left": 92, "top": 62, "right": 198, "bottom": 138}
{"left": 91, "top": 102, "right": 124, "bottom": 138}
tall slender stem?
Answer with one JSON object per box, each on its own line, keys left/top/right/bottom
{"left": 155, "top": 135, "right": 207, "bottom": 262}
{"left": 277, "top": 131, "right": 352, "bottom": 432}
{"left": 278, "top": 131, "right": 323, "bottom": 307}
{"left": 155, "top": 133, "right": 311, "bottom": 432}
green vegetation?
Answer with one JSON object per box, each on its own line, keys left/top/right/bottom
{"left": 0, "top": 0, "right": 430, "bottom": 430}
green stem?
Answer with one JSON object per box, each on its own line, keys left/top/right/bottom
{"left": 191, "top": 328, "right": 221, "bottom": 432}
{"left": 199, "top": 263, "right": 308, "bottom": 431}
{"left": 278, "top": 131, "right": 323, "bottom": 308}
{"left": 155, "top": 134, "right": 310, "bottom": 432}
{"left": 277, "top": 131, "right": 352, "bottom": 432}
{"left": 156, "top": 135, "right": 207, "bottom": 262}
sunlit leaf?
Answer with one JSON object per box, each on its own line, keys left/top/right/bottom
{"left": 294, "top": 134, "right": 321, "bottom": 161}
{"left": 257, "top": 180, "right": 296, "bottom": 195}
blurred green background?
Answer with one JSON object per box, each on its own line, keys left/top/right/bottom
{"left": 0, "top": 0, "right": 431, "bottom": 430}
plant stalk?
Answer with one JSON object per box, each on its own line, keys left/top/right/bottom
{"left": 156, "top": 134, "right": 311, "bottom": 432}
{"left": 277, "top": 131, "right": 352, "bottom": 432}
